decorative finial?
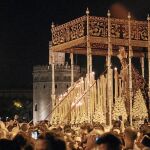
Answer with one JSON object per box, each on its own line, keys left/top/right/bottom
{"left": 107, "top": 10, "right": 111, "bottom": 17}
{"left": 147, "top": 14, "right": 150, "bottom": 21}
{"left": 86, "top": 7, "right": 89, "bottom": 15}
{"left": 128, "top": 12, "right": 131, "bottom": 19}
{"left": 51, "top": 22, "right": 55, "bottom": 28}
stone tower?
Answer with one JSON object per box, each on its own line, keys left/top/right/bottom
{"left": 33, "top": 42, "right": 82, "bottom": 123}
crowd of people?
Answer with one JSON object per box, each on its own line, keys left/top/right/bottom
{"left": 0, "top": 115, "right": 150, "bottom": 150}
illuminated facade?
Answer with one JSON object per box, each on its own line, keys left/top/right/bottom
{"left": 33, "top": 44, "right": 83, "bottom": 123}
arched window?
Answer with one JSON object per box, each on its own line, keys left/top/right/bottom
{"left": 35, "top": 104, "right": 38, "bottom": 111}
{"left": 55, "top": 84, "right": 57, "bottom": 89}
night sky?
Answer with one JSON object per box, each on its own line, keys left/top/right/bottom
{"left": 0, "top": 0, "right": 150, "bottom": 89}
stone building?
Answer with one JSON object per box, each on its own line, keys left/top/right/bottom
{"left": 33, "top": 43, "right": 84, "bottom": 123}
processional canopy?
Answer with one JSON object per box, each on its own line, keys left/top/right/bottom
{"left": 51, "top": 12, "right": 148, "bottom": 57}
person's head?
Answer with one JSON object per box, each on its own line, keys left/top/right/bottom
{"left": 64, "top": 124, "right": 71, "bottom": 133}
{"left": 24, "top": 144, "right": 34, "bottom": 150}
{"left": 35, "top": 132, "right": 66, "bottom": 150}
{"left": 13, "top": 132, "right": 27, "bottom": 149}
{"left": 0, "top": 121, "right": 6, "bottom": 129}
{"left": 35, "top": 132, "right": 55, "bottom": 150}
{"left": 90, "top": 123, "right": 104, "bottom": 137}
{"left": 0, "top": 139, "right": 17, "bottom": 150}
{"left": 119, "top": 116, "right": 122, "bottom": 121}
{"left": 53, "top": 137, "right": 66, "bottom": 150}
{"left": 80, "top": 123, "right": 93, "bottom": 134}
{"left": 35, "top": 138, "right": 49, "bottom": 150}
{"left": 112, "top": 129, "right": 121, "bottom": 135}
{"left": 0, "top": 129, "right": 7, "bottom": 139}
{"left": 144, "top": 119, "right": 148, "bottom": 126}
{"left": 124, "top": 127, "right": 137, "bottom": 143}
{"left": 93, "top": 123, "right": 105, "bottom": 131}
{"left": 20, "top": 123, "right": 29, "bottom": 132}
{"left": 113, "top": 121, "right": 121, "bottom": 128}
{"left": 96, "top": 132, "right": 122, "bottom": 150}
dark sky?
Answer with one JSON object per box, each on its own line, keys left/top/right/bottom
{"left": 0, "top": 0, "right": 150, "bottom": 89}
